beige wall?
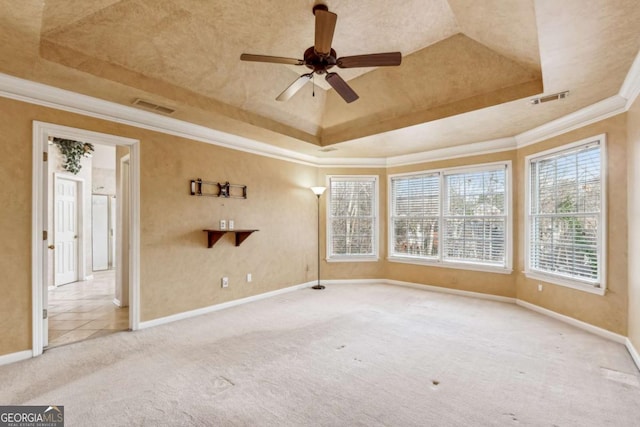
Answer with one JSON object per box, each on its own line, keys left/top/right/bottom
{"left": 139, "top": 135, "right": 318, "bottom": 321}
{"left": 0, "top": 98, "right": 34, "bottom": 355}
{"left": 516, "top": 114, "right": 628, "bottom": 335}
{"left": 628, "top": 97, "right": 640, "bottom": 350}
{"left": 0, "top": 96, "right": 317, "bottom": 356}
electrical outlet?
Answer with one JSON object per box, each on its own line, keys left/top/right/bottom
{"left": 247, "top": 273, "right": 252, "bottom": 282}
{"left": 537, "top": 283, "right": 543, "bottom": 292}
{"left": 221, "top": 277, "right": 229, "bottom": 288}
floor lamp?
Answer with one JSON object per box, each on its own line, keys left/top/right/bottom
{"left": 310, "top": 186, "right": 326, "bottom": 290}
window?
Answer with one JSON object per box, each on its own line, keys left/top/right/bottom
{"left": 391, "top": 173, "right": 440, "bottom": 259}
{"left": 525, "top": 135, "right": 606, "bottom": 293}
{"left": 327, "top": 176, "right": 378, "bottom": 261}
{"left": 443, "top": 167, "right": 507, "bottom": 266}
{"left": 389, "top": 162, "right": 511, "bottom": 273}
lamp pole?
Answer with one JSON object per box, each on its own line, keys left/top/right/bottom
{"left": 310, "top": 187, "right": 326, "bottom": 289}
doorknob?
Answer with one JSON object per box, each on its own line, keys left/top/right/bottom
{"left": 48, "top": 244, "right": 55, "bottom": 250}
{"left": 74, "top": 235, "right": 78, "bottom": 239}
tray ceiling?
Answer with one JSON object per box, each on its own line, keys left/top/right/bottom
{"left": 0, "top": 0, "right": 639, "bottom": 158}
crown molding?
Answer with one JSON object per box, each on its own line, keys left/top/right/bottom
{"left": 385, "top": 137, "right": 517, "bottom": 167}
{"left": 515, "top": 95, "right": 627, "bottom": 148}
{"left": 620, "top": 47, "right": 640, "bottom": 110}
{"left": 1, "top": 53, "right": 639, "bottom": 169}
{"left": 316, "top": 157, "right": 387, "bottom": 168}
{"left": 0, "top": 73, "right": 320, "bottom": 167}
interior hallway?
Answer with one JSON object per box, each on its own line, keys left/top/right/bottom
{"left": 47, "top": 270, "right": 128, "bottom": 348}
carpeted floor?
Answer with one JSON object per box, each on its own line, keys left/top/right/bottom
{"left": 1, "top": 283, "right": 639, "bottom": 426}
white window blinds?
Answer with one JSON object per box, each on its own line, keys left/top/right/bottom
{"left": 389, "top": 163, "right": 510, "bottom": 270}
{"left": 528, "top": 141, "right": 602, "bottom": 285}
{"left": 390, "top": 173, "right": 440, "bottom": 258}
{"left": 328, "top": 177, "right": 377, "bottom": 258}
{"left": 443, "top": 167, "right": 507, "bottom": 265}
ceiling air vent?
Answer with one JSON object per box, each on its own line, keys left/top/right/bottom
{"left": 132, "top": 98, "right": 176, "bottom": 115}
{"left": 530, "top": 91, "right": 569, "bottom": 105}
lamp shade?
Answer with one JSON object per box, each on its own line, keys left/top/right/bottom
{"left": 310, "top": 186, "right": 326, "bottom": 196}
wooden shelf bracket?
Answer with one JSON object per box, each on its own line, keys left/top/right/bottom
{"left": 203, "top": 229, "right": 259, "bottom": 247}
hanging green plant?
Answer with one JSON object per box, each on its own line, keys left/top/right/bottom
{"left": 52, "top": 137, "right": 94, "bottom": 174}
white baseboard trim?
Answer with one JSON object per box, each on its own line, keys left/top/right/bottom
{"left": 138, "top": 281, "right": 315, "bottom": 330}
{"left": 516, "top": 300, "right": 626, "bottom": 344}
{"left": 0, "top": 350, "right": 32, "bottom": 366}
{"left": 385, "top": 279, "right": 517, "bottom": 304}
{"left": 113, "top": 298, "right": 122, "bottom": 307}
{"left": 322, "top": 279, "right": 387, "bottom": 286}
{"left": 626, "top": 338, "right": 640, "bottom": 372}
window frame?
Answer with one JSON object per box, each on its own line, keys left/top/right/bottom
{"left": 524, "top": 134, "right": 607, "bottom": 295}
{"left": 326, "top": 175, "right": 379, "bottom": 262}
{"left": 387, "top": 161, "right": 512, "bottom": 274}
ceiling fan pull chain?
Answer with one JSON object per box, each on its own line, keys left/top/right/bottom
{"left": 312, "top": 74, "right": 315, "bottom": 97}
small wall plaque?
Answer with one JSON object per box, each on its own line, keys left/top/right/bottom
{"left": 190, "top": 179, "right": 247, "bottom": 199}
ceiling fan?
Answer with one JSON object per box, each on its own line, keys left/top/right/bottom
{"left": 240, "top": 4, "right": 402, "bottom": 103}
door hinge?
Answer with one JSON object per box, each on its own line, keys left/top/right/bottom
{"left": 43, "top": 309, "right": 48, "bottom": 319}
{"left": 43, "top": 152, "right": 48, "bottom": 162}
{"left": 43, "top": 230, "right": 48, "bottom": 241}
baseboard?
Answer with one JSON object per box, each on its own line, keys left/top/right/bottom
{"left": 516, "top": 300, "right": 626, "bottom": 344}
{"left": 138, "top": 281, "right": 315, "bottom": 330}
{"left": 113, "top": 298, "right": 122, "bottom": 307}
{"left": 0, "top": 350, "right": 32, "bottom": 366}
{"left": 385, "top": 279, "right": 517, "bottom": 304}
{"left": 322, "top": 279, "right": 387, "bottom": 286}
{"left": 626, "top": 338, "right": 640, "bottom": 372}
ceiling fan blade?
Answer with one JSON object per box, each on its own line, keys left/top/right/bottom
{"left": 276, "top": 73, "right": 313, "bottom": 101}
{"left": 240, "top": 54, "right": 304, "bottom": 66}
{"left": 325, "top": 72, "right": 359, "bottom": 103}
{"left": 314, "top": 9, "right": 337, "bottom": 56}
{"left": 337, "top": 52, "right": 402, "bottom": 68}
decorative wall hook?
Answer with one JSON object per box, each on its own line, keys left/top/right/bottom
{"left": 190, "top": 179, "right": 247, "bottom": 199}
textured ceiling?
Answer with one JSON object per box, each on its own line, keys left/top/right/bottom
{"left": 0, "top": 0, "right": 639, "bottom": 158}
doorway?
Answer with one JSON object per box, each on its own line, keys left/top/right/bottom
{"left": 32, "top": 122, "right": 141, "bottom": 356}
{"left": 47, "top": 141, "right": 127, "bottom": 347}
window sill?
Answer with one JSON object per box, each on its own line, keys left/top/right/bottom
{"left": 524, "top": 270, "right": 605, "bottom": 296}
{"left": 326, "top": 256, "right": 379, "bottom": 263}
{"left": 387, "top": 256, "right": 513, "bottom": 275}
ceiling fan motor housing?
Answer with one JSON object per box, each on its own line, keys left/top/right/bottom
{"left": 304, "top": 47, "right": 337, "bottom": 74}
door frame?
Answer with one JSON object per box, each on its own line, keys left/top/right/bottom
{"left": 115, "top": 155, "right": 130, "bottom": 308}
{"left": 53, "top": 173, "right": 85, "bottom": 285}
{"left": 32, "top": 121, "right": 141, "bottom": 357}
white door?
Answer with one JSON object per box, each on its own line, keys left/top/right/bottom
{"left": 92, "top": 194, "right": 109, "bottom": 271}
{"left": 54, "top": 177, "right": 79, "bottom": 285}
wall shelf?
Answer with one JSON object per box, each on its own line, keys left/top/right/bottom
{"left": 203, "top": 229, "right": 259, "bottom": 247}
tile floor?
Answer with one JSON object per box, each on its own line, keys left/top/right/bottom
{"left": 47, "top": 270, "right": 129, "bottom": 348}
